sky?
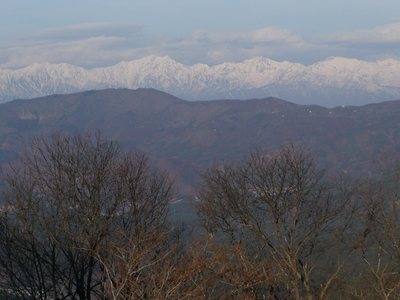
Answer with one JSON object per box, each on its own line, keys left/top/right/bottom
{"left": 1, "top": 0, "right": 400, "bottom": 69}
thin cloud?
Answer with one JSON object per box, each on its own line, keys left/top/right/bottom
{"left": 0, "top": 36, "right": 152, "bottom": 69}
{"left": 186, "top": 27, "right": 302, "bottom": 45}
{"left": 20, "top": 23, "right": 145, "bottom": 42}
{"left": 307, "top": 23, "right": 400, "bottom": 62}
{"left": 0, "top": 23, "right": 153, "bottom": 69}
{"left": 157, "top": 27, "right": 306, "bottom": 65}
{"left": 316, "top": 22, "right": 400, "bottom": 44}
{"left": 1, "top": 22, "right": 400, "bottom": 69}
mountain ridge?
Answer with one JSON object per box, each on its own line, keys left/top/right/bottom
{"left": 2, "top": 56, "right": 400, "bottom": 107}
{"left": 1, "top": 88, "right": 400, "bottom": 195}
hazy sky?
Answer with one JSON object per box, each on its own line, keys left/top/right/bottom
{"left": 1, "top": 0, "right": 400, "bottom": 69}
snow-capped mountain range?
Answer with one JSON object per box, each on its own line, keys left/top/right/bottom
{"left": 2, "top": 55, "right": 400, "bottom": 107}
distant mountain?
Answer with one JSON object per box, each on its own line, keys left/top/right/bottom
{"left": 1, "top": 88, "right": 400, "bottom": 195}
{"left": 2, "top": 56, "right": 400, "bottom": 107}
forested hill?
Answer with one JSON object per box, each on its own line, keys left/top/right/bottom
{"left": 1, "top": 88, "right": 400, "bottom": 194}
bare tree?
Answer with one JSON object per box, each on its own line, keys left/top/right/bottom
{"left": 0, "top": 131, "right": 175, "bottom": 299}
{"left": 98, "top": 228, "right": 182, "bottom": 300}
{"left": 197, "top": 143, "right": 365, "bottom": 299}
{"left": 351, "top": 156, "right": 400, "bottom": 300}
{"left": 99, "top": 231, "right": 275, "bottom": 300}
{"left": 181, "top": 237, "right": 275, "bottom": 299}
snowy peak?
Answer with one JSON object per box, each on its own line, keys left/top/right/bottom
{"left": 2, "top": 56, "right": 400, "bottom": 106}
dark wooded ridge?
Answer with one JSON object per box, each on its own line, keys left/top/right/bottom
{"left": 2, "top": 88, "right": 400, "bottom": 196}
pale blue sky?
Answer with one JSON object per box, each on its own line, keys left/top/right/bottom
{"left": 1, "top": 0, "right": 400, "bottom": 69}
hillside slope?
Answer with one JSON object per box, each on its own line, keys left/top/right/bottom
{"left": 1, "top": 88, "right": 400, "bottom": 194}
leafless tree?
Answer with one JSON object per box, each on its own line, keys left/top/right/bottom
{"left": 98, "top": 230, "right": 276, "bottom": 300}
{"left": 197, "top": 143, "right": 366, "bottom": 299}
{"left": 350, "top": 156, "right": 400, "bottom": 299}
{"left": 0, "top": 131, "right": 175, "bottom": 299}
{"left": 181, "top": 237, "right": 275, "bottom": 299}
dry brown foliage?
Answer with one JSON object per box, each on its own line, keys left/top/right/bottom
{"left": 100, "top": 234, "right": 276, "bottom": 300}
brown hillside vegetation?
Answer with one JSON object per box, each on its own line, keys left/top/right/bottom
{"left": 1, "top": 132, "right": 400, "bottom": 299}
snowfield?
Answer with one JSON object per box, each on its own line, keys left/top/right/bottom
{"left": 2, "top": 55, "right": 400, "bottom": 106}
